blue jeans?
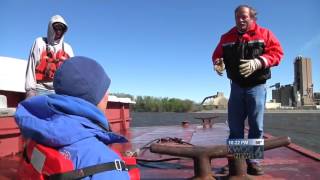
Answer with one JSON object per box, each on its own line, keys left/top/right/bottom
{"left": 228, "top": 82, "right": 266, "bottom": 163}
{"left": 228, "top": 82, "right": 266, "bottom": 139}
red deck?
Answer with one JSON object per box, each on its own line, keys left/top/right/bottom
{"left": 119, "top": 123, "right": 320, "bottom": 179}
{"left": 0, "top": 120, "right": 320, "bottom": 179}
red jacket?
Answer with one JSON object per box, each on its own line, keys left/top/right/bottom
{"left": 212, "top": 22, "right": 283, "bottom": 68}
{"left": 212, "top": 22, "right": 283, "bottom": 87}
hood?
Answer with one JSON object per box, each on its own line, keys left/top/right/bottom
{"left": 47, "top": 15, "right": 68, "bottom": 46}
{"left": 15, "top": 94, "right": 127, "bottom": 148}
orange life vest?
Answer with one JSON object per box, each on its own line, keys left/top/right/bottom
{"left": 35, "top": 43, "right": 70, "bottom": 82}
{"left": 18, "top": 140, "right": 140, "bottom": 180}
{"left": 114, "top": 150, "right": 141, "bottom": 180}
{"left": 18, "top": 140, "right": 74, "bottom": 180}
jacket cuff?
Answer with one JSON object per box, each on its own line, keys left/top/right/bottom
{"left": 214, "top": 58, "right": 223, "bottom": 65}
{"left": 258, "top": 56, "right": 268, "bottom": 68}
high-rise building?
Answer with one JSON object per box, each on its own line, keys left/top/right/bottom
{"left": 294, "top": 56, "right": 314, "bottom": 105}
{"left": 272, "top": 85, "right": 295, "bottom": 106}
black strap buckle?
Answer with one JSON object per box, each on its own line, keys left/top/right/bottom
{"left": 115, "top": 159, "right": 122, "bottom": 171}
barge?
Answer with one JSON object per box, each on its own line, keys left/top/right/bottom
{"left": 1, "top": 57, "right": 319, "bottom": 179}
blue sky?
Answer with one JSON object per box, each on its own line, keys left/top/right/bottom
{"left": 1, "top": 0, "right": 319, "bottom": 103}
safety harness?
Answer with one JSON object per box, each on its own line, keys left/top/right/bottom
{"left": 20, "top": 140, "right": 139, "bottom": 180}
{"left": 48, "top": 160, "right": 128, "bottom": 180}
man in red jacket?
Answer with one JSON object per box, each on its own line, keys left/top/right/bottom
{"left": 212, "top": 5, "right": 283, "bottom": 175}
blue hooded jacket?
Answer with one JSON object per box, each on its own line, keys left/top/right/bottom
{"left": 15, "top": 94, "right": 130, "bottom": 179}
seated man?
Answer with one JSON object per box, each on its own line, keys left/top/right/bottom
{"left": 15, "top": 56, "right": 130, "bottom": 179}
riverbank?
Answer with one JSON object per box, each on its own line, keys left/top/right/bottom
{"left": 131, "top": 111, "right": 320, "bottom": 153}
{"left": 198, "top": 109, "right": 320, "bottom": 113}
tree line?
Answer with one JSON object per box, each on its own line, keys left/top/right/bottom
{"left": 110, "top": 93, "right": 201, "bottom": 112}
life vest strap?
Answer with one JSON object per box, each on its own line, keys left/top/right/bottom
{"left": 47, "top": 160, "right": 128, "bottom": 180}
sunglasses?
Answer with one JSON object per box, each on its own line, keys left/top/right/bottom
{"left": 53, "top": 23, "right": 66, "bottom": 31}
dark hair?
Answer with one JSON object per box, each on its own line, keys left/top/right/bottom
{"left": 234, "top": 5, "right": 257, "bottom": 20}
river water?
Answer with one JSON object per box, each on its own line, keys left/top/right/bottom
{"left": 131, "top": 111, "right": 320, "bottom": 153}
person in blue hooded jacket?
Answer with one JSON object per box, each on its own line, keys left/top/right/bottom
{"left": 15, "top": 56, "right": 130, "bottom": 179}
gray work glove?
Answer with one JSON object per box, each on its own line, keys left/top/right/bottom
{"left": 239, "top": 58, "right": 262, "bottom": 78}
{"left": 214, "top": 58, "right": 225, "bottom": 76}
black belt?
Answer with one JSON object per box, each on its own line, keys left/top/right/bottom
{"left": 48, "top": 160, "right": 128, "bottom": 180}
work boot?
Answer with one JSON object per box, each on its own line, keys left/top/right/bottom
{"left": 247, "top": 162, "right": 264, "bottom": 175}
